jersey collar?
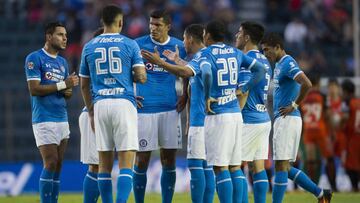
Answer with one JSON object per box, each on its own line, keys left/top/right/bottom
{"left": 150, "top": 36, "right": 170, "bottom": 45}
{"left": 42, "top": 48, "right": 57, "bottom": 59}
{"left": 246, "top": 49, "right": 259, "bottom": 54}
{"left": 100, "top": 33, "right": 120, "bottom": 36}
{"left": 278, "top": 54, "right": 289, "bottom": 63}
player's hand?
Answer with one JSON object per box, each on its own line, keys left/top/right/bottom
{"left": 206, "top": 97, "right": 218, "bottom": 114}
{"left": 236, "top": 89, "right": 249, "bottom": 109}
{"left": 61, "top": 88, "right": 72, "bottom": 99}
{"left": 65, "top": 72, "right": 79, "bottom": 88}
{"left": 279, "top": 105, "right": 295, "bottom": 117}
{"left": 176, "top": 94, "right": 187, "bottom": 112}
{"left": 163, "top": 45, "right": 180, "bottom": 63}
{"left": 141, "top": 47, "right": 163, "bottom": 66}
{"left": 136, "top": 96, "right": 144, "bottom": 109}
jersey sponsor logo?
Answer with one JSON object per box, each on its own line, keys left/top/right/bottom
{"left": 212, "top": 47, "right": 235, "bottom": 55}
{"left": 45, "top": 71, "right": 65, "bottom": 82}
{"left": 96, "top": 37, "right": 124, "bottom": 43}
{"left": 97, "top": 87, "right": 125, "bottom": 96}
{"left": 218, "top": 88, "right": 237, "bottom": 105}
{"left": 145, "top": 62, "right": 168, "bottom": 72}
{"left": 139, "top": 139, "right": 148, "bottom": 147}
{"left": 145, "top": 63, "right": 153, "bottom": 70}
{"left": 104, "top": 77, "right": 116, "bottom": 85}
{"left": 27, "top": 62, "right": 34, "bottom": 69}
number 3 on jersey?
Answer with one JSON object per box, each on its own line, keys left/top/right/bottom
{"left": 95, "top": 47, "right": 122, "bottom": 75}
{"left": 217, "top": 57, "right": 238, "bottom": 86}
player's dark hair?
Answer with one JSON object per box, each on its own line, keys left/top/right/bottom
{"left": 308, "top": 74, "right": 320, "bottom": 86}
{"left": 260, "top": 32, "right": 284, "bottom": 49}
{"left": 341, "top": 79, "right": 355, "bottom": 95}
{"left": 101, "top": 5, "right": 123, "bottom": 26}
{"left": 328, "top": 77, "right": 339, "bottom": 86}
{"left": 44, "top": 22, "right": 65, "bottom": 36}
{"left": 93, "top": 27, "right": 104, "bottom": 37}
{"left": 150, "top": 9, "right": 172, "bottom": 25}
{"left": 185, "top": 24, "right": 204, "bottom": 43}
{"left": 205, "top": 20, "right": 227, "bottom": 42}
{"left": 240, "top": 21, "right": 265, "bottom": 44}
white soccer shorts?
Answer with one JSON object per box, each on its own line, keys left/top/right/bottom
{"left": 32, "top": 122, "right": 70, "bottom": 147}
{"left": 187, "top": 126, "right": 206, "bottom": 160}
{"left": 273, "top": 116, "right": 302, "bottom": 162}
{"left": 137, "top": 110, "right": 182, "bottom": 151}
{"left": 94, "top": 98, "right": 138, "bottom": 151}
{"left": 79, "top": 111, "right": 99, "bottom": 165}
{"left": 205, "top": 113, "right": 243, "bottom": 166}
{"left": 241, "top": 121, "right": 271, "bottom": 161}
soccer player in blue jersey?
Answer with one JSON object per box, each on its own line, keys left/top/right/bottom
{"left": 79, "top": 5, "right": 146, "bottom": 203}
{"left": 141, "top": 24, "right": 215, "bottom": 203}
{"left": 200, "top": 20, "right": 265, "bottom": 203}
{"left": 79, "top": 27, "right": 103, "bottom": 203}
{"left": 260, "top": 33, "right": 332, "bottom": 203}
{"left": 132, "top": 9, "right": 187, "bottom": 203}
{"left": 235, "top": 22, "right": 272, "bottom": 203}
{"left": 24, "top": 22, "right": 79, "bottom": 203}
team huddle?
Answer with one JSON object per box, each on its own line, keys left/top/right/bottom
{"left": 24, "top": 4, "right": 337, "bottom": 203}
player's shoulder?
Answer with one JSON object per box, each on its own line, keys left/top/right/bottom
{"left": 135, "top": 35, "right": 150, "bottom": 43}
{"left": 168, "top": 36, "right": 184, "bottom": 46}
{"left": 26, "top": 49, "right": 42, "bottom": 60}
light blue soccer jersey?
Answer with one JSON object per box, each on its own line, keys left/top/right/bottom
{"left": 24, "top": 49, "right": 69, "bottom": 123}
{"left": 135, "top": 35, "right": 186, "bottom": 113}
{"left": 198, "top": 43, "right": 255, "bottom": 114}
{"left": 239, "top": 50, "right": 272, "bottom": 124}
{"left": 79, "top": 33, "right": 144, "bottom": 106}
{"left": 273, "top": 55, "right": 303, "bottom": 119}
{"left": 185, "top": 50, "right": 206, "bottom": 126}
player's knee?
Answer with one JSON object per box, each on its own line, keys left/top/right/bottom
{"left": 43, "top": 158, "right": 58, "bottom": 171}
{"left": 135, "top": 152, "right": 151, "bottom": 169}
{"left": 275, "top": 161, "right": 289, "bottom": 172}
{"left": 160, "top": 150, "right": 176, "bottom": 167}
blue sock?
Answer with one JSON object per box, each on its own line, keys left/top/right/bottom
{"left": 39, "top": 168, "right": 54, "bottom": 203}
{"left": 161, "top": 166, "right": 176, "bottom": 203}
{"left": 272, "top": 171, "right": 288, "bottom": 203}
{"left": 230, "top": 169, "right": 244, "bottom": 203}
{"left": 288, "top": 167, "right": 322, "bottom": 197}
{"left": 216, "top": 170, "right": 233, "bottom": 203}
{"left": 133, "top": 165, "right": 147, "bottom": 203}
{"left": 188, "top": 159, "right": 205, "bottom": 203}
{"left": 203, "top": 161, "right": 215, "bottom": 203}
{"left": 98, "top": 173, "right": 113, "bottom": 203}
{"left": 83, "top": 171, "right": 100, "bottom": 203}
{"left": 252, "top": 170, "right": 268, "bottom": 203}
{"left": 116, "top": 168, "right": 133, "bottom": 203}
{"left": 52, "top": 172, "right": 60, "bottom": 203}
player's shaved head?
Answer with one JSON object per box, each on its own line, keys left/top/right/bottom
{"left": 205, "top": 20, "right": 227, "bottom": 42}
{"left": 240, "top": 21, "right": 265, "bottom": 44}
{"left": 150, "top": 9, "right": 172, "bottom": 25}
{"left": 101, "top": 5, "right": 123, "bottom": 26}
{"left": 185, "top": 24, "right": 204, "bottom": 43}
{"left": 260, "top": 32, "right": 284, "bottom": 49}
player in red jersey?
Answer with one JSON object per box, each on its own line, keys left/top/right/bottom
{"left": 301, "top": 76, "right": 337, "bottom": 190}
{"left": 342, "top": 79, "right": 360, "bottom": 192}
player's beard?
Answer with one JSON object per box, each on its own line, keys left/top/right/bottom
{"left": 52, "top": 42, "right": 66, "bottom": 51}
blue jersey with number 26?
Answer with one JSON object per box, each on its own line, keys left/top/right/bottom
{"left": 239, "top": 50, "right": 272, "bottom": 124}
{"left": 79, "top": 33, "right": 144, "bottom": 106}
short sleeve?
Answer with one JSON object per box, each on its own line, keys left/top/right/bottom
{"left": 240, "top": 52, "right": 256, "bottom": 70}
{"left": 131, "top": 41, "right": 145, "bottom": 68}
{"left": 79, "top": 47, "right": 90, "bottom": 78}
{"left": 285, "top": 60, "right": 303, "bottom": 80}
{"left": 186, "top": 52, "right": 208, "bottom": 76}
{"left": 25, "top": 53, "right": 41, "bottom": 81}
{"left": 238, "top": 68, "right": 252, "bottom": 88}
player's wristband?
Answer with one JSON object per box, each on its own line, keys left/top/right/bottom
{"left": 56, "top": 81, "right": 67, "bottom": 91}
{"left": 291, "top": 101, "right": 299, "bottom": 109}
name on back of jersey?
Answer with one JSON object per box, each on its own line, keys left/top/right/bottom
{"left": 218, "top": 88, "right": 237, "bottom": 105}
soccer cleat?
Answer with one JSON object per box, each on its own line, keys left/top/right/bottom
{"left": 318, "top": 189, "right": 333, "bottom": 203}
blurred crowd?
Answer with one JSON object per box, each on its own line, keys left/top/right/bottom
{"left": 0, "top": 0, "right": 356, "bottom": 76}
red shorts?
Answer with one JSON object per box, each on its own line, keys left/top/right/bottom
{"left": 345, "top": 135, "right": 360, "bottom": 170}
{"left": 334, "top": 132, "right": 346, "bottom": 157}
{"left": 304, "top": 130, "right": 333, "bottom": 158}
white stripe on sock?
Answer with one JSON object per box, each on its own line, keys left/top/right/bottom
{"left": 216, "top": 178, "right": 232, "bottom": 184}
{"left": 253, "top": 179, "right": 268, "bottom": 184}
{"left": 133, "top": 170, "right": 145, "bottom": 175}
{"left": 233, "top": 176, "right": 246, "bottom": 179}
{"left": 98, "top": 177, "right": 112, "bottom": 181}
{"left": 317, "top": 190, "right": 324, "bottom": 198}
{"left": 274, "top": 182, "right": 288, "bottom": 186}
{"left": 188, "top": 167, "right": 203, "bottom": 170}
{"left": 119, "top": 174, "right": 133, "bottom": 179}
{"left": 86, "top": 174, "right": 98, "bottom": 182}
{"left": 204, "top": 168, "right": 213, "bottom": 171}
{"left": 293, "top": 170, "right": 301, "bottom": 182}
{"left": 53, "top": 180, "right": 60, "bottom": 184}
{"left": 40, "top": 178, "right": 53, "bottom": 182}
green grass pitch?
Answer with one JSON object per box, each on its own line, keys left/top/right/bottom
{"left": 0, "top": 192, "right": 359, "bottom": 203}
